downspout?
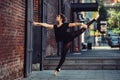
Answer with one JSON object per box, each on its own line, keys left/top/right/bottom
{"left": 39, "top": 0, "right": 44, "bottom": 71}
{"left": 24, "top": 0, "right": 28, "bottom": 77}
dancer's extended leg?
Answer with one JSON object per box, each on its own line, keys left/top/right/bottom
{"left": 71, "top": 28, "right": 86, "bottom": 39}
{"left": 71, "top": 18, "right": 96, "bottom": 39}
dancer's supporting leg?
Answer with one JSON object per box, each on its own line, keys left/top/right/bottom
{"left": 54, "top": 41, "right": 72, "bottom": 76}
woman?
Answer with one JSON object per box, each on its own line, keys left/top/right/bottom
{"left": 34, "top": 14, "right": 97, "bottom": 76}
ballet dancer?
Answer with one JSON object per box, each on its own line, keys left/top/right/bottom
{"left": 33, "top": 14, "right": 98, "bottom": 76}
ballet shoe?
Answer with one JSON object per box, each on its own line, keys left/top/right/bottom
{"left": 54, "top": 70, "right": 58, "bottom": 76}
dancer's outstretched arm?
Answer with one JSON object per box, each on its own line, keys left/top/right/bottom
{"left": 68, "top": 22, "right": 88, "bottom": 29}
{"left": 68, "top": 14, "right": 99, "bottom": 29}
{"left": 33, "top": 22, "right": 54, "bottom": 29}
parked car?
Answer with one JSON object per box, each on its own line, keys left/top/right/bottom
{"left": 110, "top": 36, "right": 119, "bottom": 47}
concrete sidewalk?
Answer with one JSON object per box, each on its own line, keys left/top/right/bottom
{"left": 23, "top": 70, "right": 120, "bottom": 80}
{"left": 92, "top": 46, "right": 120, "bottom": 50}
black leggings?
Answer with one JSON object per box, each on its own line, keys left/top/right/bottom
{"left": 56, "top": 28, "right": 86, "bottom": 71}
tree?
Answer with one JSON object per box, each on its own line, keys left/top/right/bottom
{"left": 98, "top": 6, "right": 107, "bottom": 21}
{"left": 97, "top": 5, "right": 107, "bottom": 33}
{"left": 107, "top": 4, "right": 120, "bottom": 34}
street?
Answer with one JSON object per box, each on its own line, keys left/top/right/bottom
{"left": 23, "top": 70, "right": 120, "bottom": 80}
{"left": 24, "top": 47, "right": 120, "bottom": 80}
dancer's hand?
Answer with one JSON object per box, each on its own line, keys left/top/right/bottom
{"left": 33, "top": 22, "right": 39, "bottom": 26}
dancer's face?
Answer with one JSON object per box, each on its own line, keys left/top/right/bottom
{"left": 56, "top": 15, "right": 62, "bottom": 23}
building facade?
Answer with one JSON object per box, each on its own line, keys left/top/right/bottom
{"left": 33, "top": 0, "right": 83, "bottom": 58}
{"left": 0, "top": 0, "right": 25, "bottom": 79}
{"left": 0, "top": 0, "right": 88, "bottom": 79}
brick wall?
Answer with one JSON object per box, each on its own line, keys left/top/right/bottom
{"left": 0, "top": 0, "right": 25, "bottom": 80}
{"left": 34, "top": 0, "right": 40, "bottom": 22}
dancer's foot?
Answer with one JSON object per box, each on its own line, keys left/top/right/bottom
{"left": 54, "top": 68, "right": 61, "bottom": 76}
{"left": 54, "top": 70, "right": 58, "bottom": 76}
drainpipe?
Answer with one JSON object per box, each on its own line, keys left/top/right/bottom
{"left": 39, "top": 0, "right": 44, "bottom": 71}
{"left": 24, "top": 0, "right": 28, "bottom": 77}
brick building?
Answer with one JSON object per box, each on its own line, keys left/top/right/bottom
{"left": 0, "top": 0, "right": 25, "bottom": 80}
{"left": 0, "top": 0, "right": 85, "bottom": 79}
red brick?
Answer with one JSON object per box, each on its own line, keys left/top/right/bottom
{"left": 0, "top": 0, "right": 25, "bottom": 80}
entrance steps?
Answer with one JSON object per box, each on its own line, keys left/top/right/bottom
{"left": 44, "top": 57, "right": 120, "bottom": 70}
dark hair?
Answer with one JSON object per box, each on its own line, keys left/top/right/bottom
{"left": 59, "top": 14, "right": 66, "bottom": 23}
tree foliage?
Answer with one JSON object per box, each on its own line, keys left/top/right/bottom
{"left": 107, "top": 4, "right": 120, "bottom": 34}
{"left": 98, "top": 6, "right": 107, "bottom": 21}
{"left": 97, "top": 5, "right": 107, "bottom": 33}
